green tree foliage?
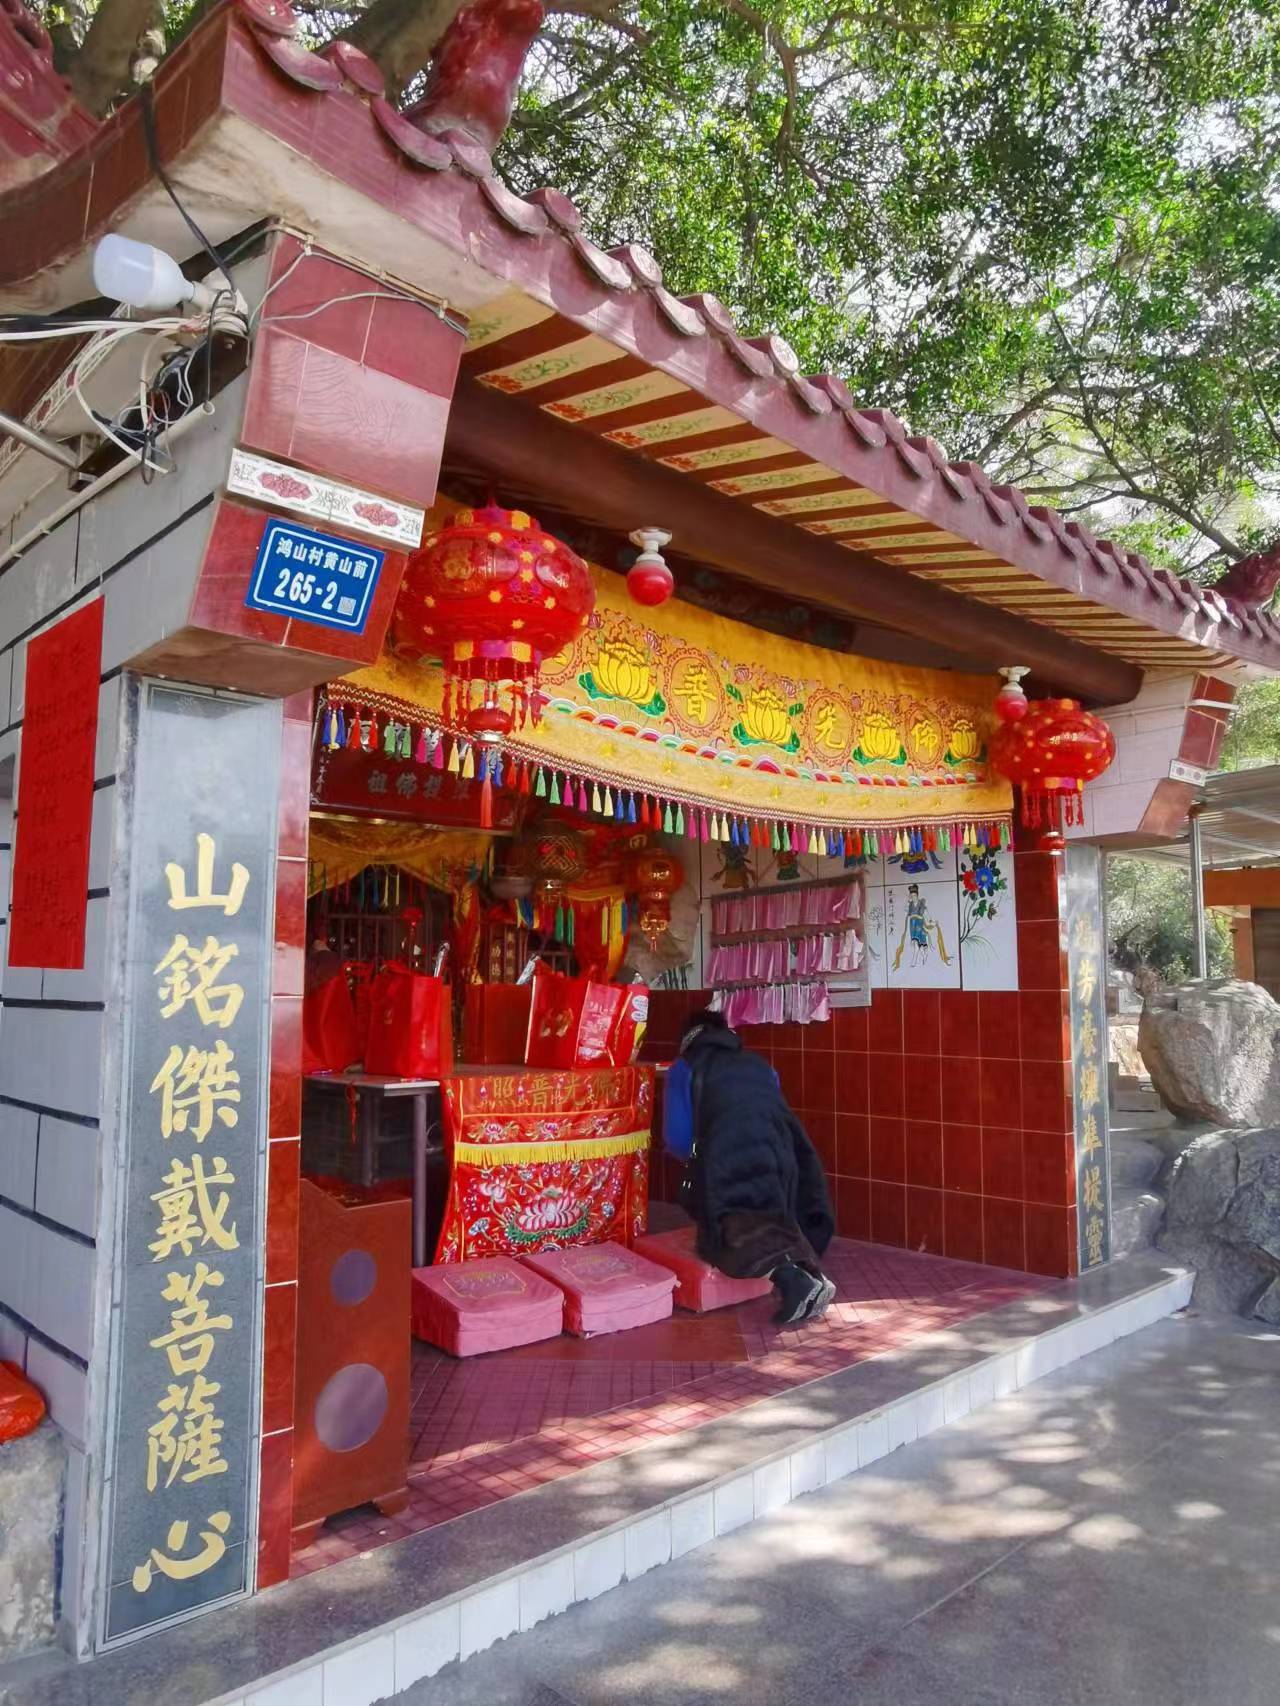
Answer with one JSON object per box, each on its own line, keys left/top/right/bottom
{"left": 1221, "top": 677, "right": 1280, "bottom": 770}
{"left": 1108, "top": 854, "right": 1231, "bottom": 988}
{"left": 38, "top": 0, "right": 1280, "bottom": 575}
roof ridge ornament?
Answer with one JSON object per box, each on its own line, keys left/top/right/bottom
{"left": 402, "top": 0, "right": 544, "bottom": 153}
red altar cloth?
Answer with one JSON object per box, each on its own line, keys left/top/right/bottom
{"left": 434, "top": 1066, "right": 653, "bottom": 1264}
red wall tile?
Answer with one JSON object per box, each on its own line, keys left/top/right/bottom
{"left": 943, "top": 1123, "right": 983, "bottom": 1196}
{"left": 802, "top": 1047, "right": 837, "bottom": 1112}
{"left": 269, "top": 995, "right": 303, "bottom": 1140}
{"left": 262, "top": 1282, "right": 298, "bottom": 1436}
{"left": 906, "top": 1185, "right": 945, "bottom": 1255}
{"left": 901, "top": 990, "right": 940, "bottom": 1054}
{"left": 983, "top": 1198, "right": 1026, "bottom": 1272}
{"left": 266, "top": 1138, "right": 301, "bottom": 1286}
{"left": 903, "top": 1055, "right": 941, "bottom": 1122}
{"left": 1026, "top": 1203, "right": 1075, "bottom": 1277}
{"left": 867, "top": 988, "right": 903, "bottom": 1054}
{"left": 257, "top": 1427, "right": 294, "bottom": 1590}
{"left": 939, "top": 989, "right": 979, "bottom": 1058}
{"left": 980, "top": 1056, "right": 1022, "bottom": 1128}
{"left": 941, "top": 1057, "right": 982, "bottom": 1127}
{"left": 904, "top": 1119, "right": 943, "bottom": 1190}
{"left": 836, "top": 1049, "right": 869, "bottom": 1112}
{"left": 837, "top": 1112, "right": 870, "bottom": 1179}
{"left": 977, "top": 991, "right": 1020, "bottom": 1056}
{"left": 868, "top": 1116, "right": 906, "bottom": 1184}
{"left": 981, "top": 1126, "right": 1024, "bottom": 1201}
{"left": 869, "top": 1181, "right": 906, "bottom": 1247}
{"left": 944, "top": 1191, "right": 984, "bottom": 1264}
{"left": 837, "top": 1176, "right": 870, "bottom": 1241}
{"left": 869, "top": 1056, "right": 904, "bottom": 1118}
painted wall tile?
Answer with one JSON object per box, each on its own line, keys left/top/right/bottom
{"left": 958, "top": 845, "right": 1018, "bottom": 991}
{"left": 885, "top": 875, "right": 961, "bottom": 989}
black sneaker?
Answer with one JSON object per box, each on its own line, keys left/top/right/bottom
{"left": 803, "top": 1276, "right": 836, "bottom": 1321}
{"left": 773, "top": 1262, "right": 824, "bottom": 1324}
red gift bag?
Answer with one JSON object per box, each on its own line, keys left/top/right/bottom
{"left": 464, "top": 983, "right": 534, "bottom": 1065}
{"left": 608, "top": 985, "right": 650, "bottom": 1065}
{"left": 525, "top": 972, "right": 624, "bottom": 1068}
{"left": 364, "top": 964, "right": 453, "bottom": 1079}
{"left": 302, "top": 972, "right": 361, "bottom": 1075}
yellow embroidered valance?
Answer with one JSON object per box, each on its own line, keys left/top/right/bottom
{"left": 334, "top": 503, "right": 1012, "bottom": 837}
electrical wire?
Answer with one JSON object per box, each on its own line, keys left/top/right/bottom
{"left": 139, "top": 85, "right": 235, "bottom": 298}
{"left": 250, "top": 240, "right": 466, "bottom": 336}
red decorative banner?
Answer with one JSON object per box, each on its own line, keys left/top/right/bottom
{"left": 9, "top": 600, "right": 103, "bottom": 969}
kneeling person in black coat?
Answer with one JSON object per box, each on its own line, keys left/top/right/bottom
{"left": 665, "top": 1008, "right": 836, "bottom": 1324}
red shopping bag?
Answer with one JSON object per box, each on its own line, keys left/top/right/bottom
{"left": 464, "top": 983, "right": 534, "bottom": 1064}
{"left": 525, "top": 972, "right": 623, "bottom": 1068}
{"left": 608, "top": 985, "right": 650, "bottom": 1065}
{"left": 302, "top": 971, "right": 361, "bottom": 1075}
{"left": 364, "top": 964, "right": 453, "bottom": 1078}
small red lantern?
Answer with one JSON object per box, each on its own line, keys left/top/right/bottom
{"left": 990, "top": 697, "right": 1116, "bottom": 844}
{"left": 626, "top": 527, "right": 674, "bottom": 608}
{"left": 394, "top": 504, "right": 594, "bottom": 733}
{"left": 625, "top": 844, "right": 684, "bottom": 942}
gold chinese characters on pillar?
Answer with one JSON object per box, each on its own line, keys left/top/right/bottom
{"left": 1064, "top": 845, "right": 1111, "bottom": 1271}
{"left": 98, "top": 688, "right": 279, "bottom": 1648}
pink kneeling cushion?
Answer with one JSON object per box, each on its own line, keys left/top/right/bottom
{"left": 411, "top": 1257, "right": 563, "bottom": 1357}
{"left": 521, "top": 1243, "right": 677, "bottom": 1338}
{"left": 633, "top": 1226, "right": 773, "bottom": 1313}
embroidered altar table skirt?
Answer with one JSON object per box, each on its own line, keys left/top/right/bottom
{"left": 434, "top": 1066, "right": 654, "bottom": 1264}
{"left": 411, "top": 1256, "right": 563, "bottom": 1357}
{"left": 633, "top": 1226, "right": 773, "bottom": 1314}
{"left": 520, "top": 1242, "right": 676, "bottom": 1337}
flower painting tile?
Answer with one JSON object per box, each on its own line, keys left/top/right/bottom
{"left": 958, "top": 847, "right": 1018, "bottom": 991}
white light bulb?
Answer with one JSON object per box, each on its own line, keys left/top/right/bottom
{"left": 92, "top": 235, "right": 195, "bottom": 312}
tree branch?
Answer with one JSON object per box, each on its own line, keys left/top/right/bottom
{"left": 66, "top": 0, "right": 162, "bottom": 114}
{"left": 340, "top": 0, "right": 466, "bottom": 95}
{"left": 544, "top": 0, "right": 648, "bottom": 42}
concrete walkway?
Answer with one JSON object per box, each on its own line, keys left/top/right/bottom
{"left": 393, "top": 1311, "right": 1280, "bottom": 1706}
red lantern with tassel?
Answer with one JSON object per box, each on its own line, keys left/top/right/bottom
{"left": 989, "top": 696, "right": 1116, "bottom": 847}
{"left": 394, "top": 504, "right": 595, "bottom": 734}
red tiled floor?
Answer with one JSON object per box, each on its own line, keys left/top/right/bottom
{"left": 289, "top": 1236, "right": 1051, "bottom": 1577}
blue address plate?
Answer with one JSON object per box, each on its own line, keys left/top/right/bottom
{"left": 245, "top": 517, "right": 384, "bottom": 634}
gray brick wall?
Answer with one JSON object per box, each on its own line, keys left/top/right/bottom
{"left": 0, "top": 379, "right": 245, "bottom": 1647}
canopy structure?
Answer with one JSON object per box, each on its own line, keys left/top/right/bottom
{"left": 3, "top": 0, "right": 1279, "bottom": 711}
{"left": 1118, "top": 764, "right": 1280, "bottom": 975}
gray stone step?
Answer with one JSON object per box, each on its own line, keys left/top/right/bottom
{"left": 1113, "top": 1088, "right": 1162, "bottom": 1114}
{"left": 1108, "top": 1107, "right": 1174, "bottom": 1132}
{"left": 1110, "top": 1134, "right": 1164, "bottom": 1190}
{"left": 1110, "top": 1186, "right": 1165, "bottom": 1260}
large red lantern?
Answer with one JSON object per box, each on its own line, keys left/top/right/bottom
{"left": 394, "top": 504, "right": 595, "bottom": 735}
{"left": 625, "top": 845, "right": 684, "bottom": 943}
{"left": 990, "top": 697, "right": 1116, "bottom": 844}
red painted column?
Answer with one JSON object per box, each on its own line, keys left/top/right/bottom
{"left": 258, "top": 690, "right": 312, "bottom": 1588}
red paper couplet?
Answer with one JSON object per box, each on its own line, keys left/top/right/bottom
{"left": 8, "top": 600, "right": 103, "bottom": 969}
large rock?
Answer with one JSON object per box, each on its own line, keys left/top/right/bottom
{"left": 1156, "top": 1124, "right": 1280, "bottom": 1322}
{"left": 1138, "top": 979, "right": 1280, "bottom": 1126}
{"left": 1223, "top": 1133, "right": 1280, "bottom": 1265}
{"left": 0, "top": 1421, "right": 65, "bottom": 1661}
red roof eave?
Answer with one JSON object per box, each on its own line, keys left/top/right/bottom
{"left": 1, "top": 0, "right": 1274, "bottom": 677}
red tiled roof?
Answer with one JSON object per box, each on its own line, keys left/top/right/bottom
{"left": 0, "top": 0, "right": 1273, "bottom": 679}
